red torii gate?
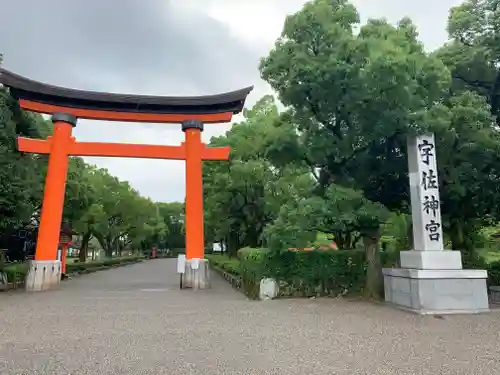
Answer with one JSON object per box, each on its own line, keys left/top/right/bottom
{"left": 0, "top": 68, "right": 252, "bottom": 291}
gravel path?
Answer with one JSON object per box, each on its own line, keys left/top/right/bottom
{"left": 0, "top": 259, "right": 499, "bottom": 375}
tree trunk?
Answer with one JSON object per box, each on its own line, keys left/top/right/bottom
{"left": 227, "top": 231, "right": 240, "bottom": 258}
{"left": 407, "top": 220, "right": 414, "bottom": 250}
{"left": 79, "top": 231, "right": 91, "bottom": 262}
{"left": 363, "top": 232, "right": 383, "bottom": 300}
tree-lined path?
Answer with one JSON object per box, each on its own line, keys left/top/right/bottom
{"left": 1, "top": 259, "right": 499, "bottom": 375}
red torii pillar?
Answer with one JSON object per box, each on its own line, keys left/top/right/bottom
{"left": 182, "top": 120, "right": 205, "bottom": 261}
{"left": 35, "top": 113, "right": 76, "bottom": 262}
{"left": 181, "top": 120, "right": 208, "bottom": 289}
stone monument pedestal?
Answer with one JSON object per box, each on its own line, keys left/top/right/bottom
{"left": 25, "top": 260, "right": 62, "bottom": 292}
{"left": 383, "top": 266, "right": 489, "bottom": 315}
{"left": 383, "top": 250, "right": 489, "bottom": 314}
{"left": 399, "top": 250, "right": 463, "bottom": 269}
{"left": 182, "top": 258, "right": 210, "bottom": 290}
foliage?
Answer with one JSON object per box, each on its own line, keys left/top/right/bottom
{"left": 203, "top": 96, "right": 315, "bottom": 257}
{"left": 263, "top": 249, "right": 367, "bottom": 298}
{"left": 200, "top": 0, "right": 500, "bottom": 300}
{"left": 157, "top": 202, "right": 185, "bottom": 250}
{"left": 205, "top": 254, "right": 240, "bottom": 276}
{"left": 2, "top": 262, "right": 28, "bottom": 283}
{"left": 0, "top": 87, "right": 49, "bottom": 233}
{"left": 212, "top": 247, "right": 370, "bottom": 299}
{"left": 66, "top": 256, "right": 144, "bottom": 274}
{"left": 440, "top": 0, "right": 500, "bottom": 125}
{"left": 487, "top": 260, "right": 500, "bottom": 286}
{"left": 429, "top": 0, "right": 500, "bottom": 261}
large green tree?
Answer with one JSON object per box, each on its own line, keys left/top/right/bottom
{"left": 203, "top": 96, "right": 314, "bottom": 256}
{"left": 437, "top": 0, "right": 500, "bottom": 125}
{"left": 157, "top": 202, "right": 185, "bottom": 249}
{"left": 259, "top": 0, "right": 500, "bottom": 271}
{"left": 0, "top": 73, "right": 51, "bottom": 232}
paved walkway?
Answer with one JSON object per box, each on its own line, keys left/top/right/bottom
{"left": 1, "top": 259, "right": 499, "bottom": 374}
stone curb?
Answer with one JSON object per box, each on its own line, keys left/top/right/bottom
{"left": 210, "top": 265, "right": 242, "bottom": 290}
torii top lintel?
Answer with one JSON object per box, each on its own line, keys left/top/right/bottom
{"left": 0, "top": 68, "right": 253, "bottom": 123}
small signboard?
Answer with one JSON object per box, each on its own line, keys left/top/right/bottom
{"left": 59, "top": 232, "right": 72, "bottom": 245}
{"left": 177, "top": 254, "right": 186, "bottom": 274}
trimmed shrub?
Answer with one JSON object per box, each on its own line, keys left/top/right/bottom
{"left": 66, "top": 256, "right": 144, "bottom": 274}
{"left": 211, "top": 247, "right": 500, "bottom": 298}
{"left": 237, "top": 248, "right": 268, "bottom": 299}
{"left": 3, "top": 263, "right": 29, "bottom": 284}
{"left": 487, "top": 261, "right": 500, "bottom": 286}
{"left": 261, "top": 249, "right": 366, "bottom": 298}
{"left": 205, "top": 254, "right": 240, "bottom": 275}
{"left": 233, "top": 247, "right": 367, "bottom": 299}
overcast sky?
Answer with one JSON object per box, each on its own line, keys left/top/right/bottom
{"left": 0, "top": 0, "right": 463, "bottom": 202}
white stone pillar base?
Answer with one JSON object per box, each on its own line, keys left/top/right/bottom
{"left": 382, "top": 268, "right": 489, "bottom": 314}
{"left": 25, "top": 260, "right": 62, "bottom": 292}
{"left": 400, "top": 250, "right": 463, "bottom": 269}
{"left": 182, "top": 259, "right": 210, "bottom": 290}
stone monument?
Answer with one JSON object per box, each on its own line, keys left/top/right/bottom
{"left": 382, "top": 133, "right": 489, "bottom": 314}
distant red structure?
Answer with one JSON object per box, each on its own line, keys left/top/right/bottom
{"left": 288, "top": 242, "right": 338, "bottom": 252}
{"left": 58, "top": 223, "right": 74, "bottom": 275}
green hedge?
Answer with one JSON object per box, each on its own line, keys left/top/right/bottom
{"left": 237, "top": 248, "right": 268, "bottom": 299}
{"left": 209, "top": 248, "right": 500, "bottom": 299}
{"left": 66, "top": 256, "right": 144, "bottom": 274}
{"left": 263, "top": 249, "right": 367, "bottom": 298}
{"left": 487, "top": 261, "right": 500, "bottom": 286}
{"left": 209, "top": 248, "right": 369, "bottom": 299}
{"left": 205, "top": 254, "right": 240, "bottom": 275}
{"left": 2, "top": 263, "right": 29, "bottom": 284}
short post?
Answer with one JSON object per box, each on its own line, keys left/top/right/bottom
{"left": 382, "top": 133, "right": 489, "bottom": 314}
{"left": 61, "top": 244, "right": 68, "bottom": 277}
{"left": 177, "top": 254, "right": 186, "bottom": 289}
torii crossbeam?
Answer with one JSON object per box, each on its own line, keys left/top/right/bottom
{"left": 0, "top": 68, "right": 252, "bottom": 291}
